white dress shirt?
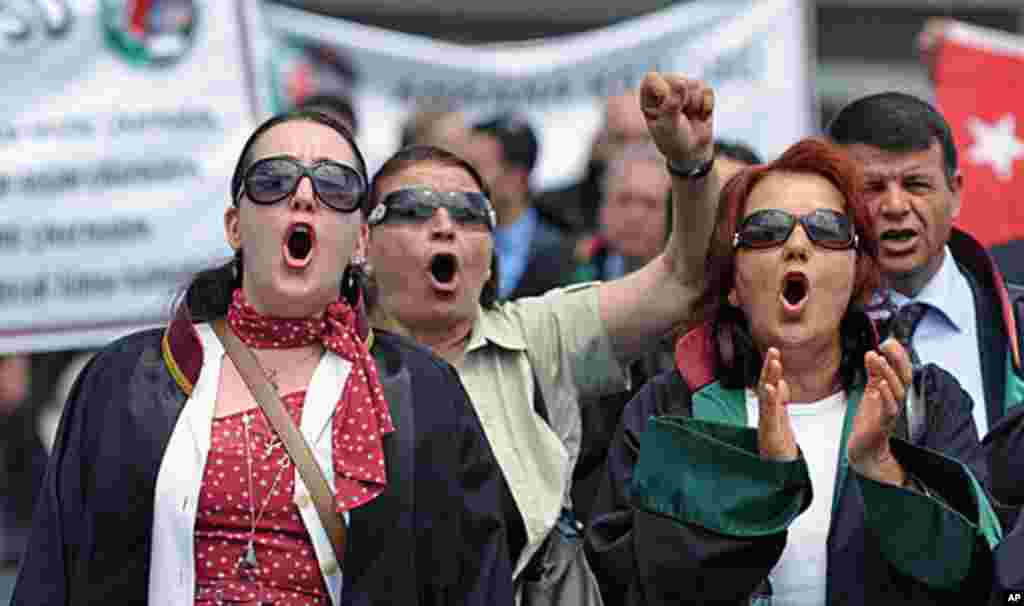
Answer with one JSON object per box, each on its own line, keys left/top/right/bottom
{"left": 886, "top": 247, "right": 988, "bottom": 436}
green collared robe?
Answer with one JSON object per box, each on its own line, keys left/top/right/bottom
{"left": 586, "top": 363, "right": 1002, "bottom": 605}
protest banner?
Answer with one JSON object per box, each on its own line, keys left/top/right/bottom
{"left": 260, "top": 0, "right": 814, "bottom": 188}
{"left": 1, "top": 0, "right": 814, "bottom": 353}
{"left": 0, "top": 0, "right": 265, "bottom": 353}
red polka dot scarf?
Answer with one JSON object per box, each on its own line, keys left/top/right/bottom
{"left": 227, "top": 288, "right": 395, "bottom": 513}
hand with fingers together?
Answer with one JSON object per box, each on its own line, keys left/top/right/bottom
{"left": 638, "top": 71, "right": 715, "bottom": 172}
{"left": 756, "top": 348, "right": 799, "bottom": 462}
{"left": 847, "top": 338, "right": 915, "bottom": 487}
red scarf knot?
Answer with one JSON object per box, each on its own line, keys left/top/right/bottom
{"left": 227, "top": 289, "right": 394, "bottom": 513}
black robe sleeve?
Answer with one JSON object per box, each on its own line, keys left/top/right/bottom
{"left": 995, "top": 508, "right": 1024, "bottom": 593}
{"left": 585, "top": 371, "right": 797, "bottom": 606}
{"left": 851, "top": 365, "right": 999, "bottom": 599}
{"left": 448, "top": 360, "right": 515, "bottom": 606}
{"left": 10, "top": 354, "right": 98, "bottom": 606}
{"left": 389, "top": 335, "right": 514, "bottom": 606}
{"left": 986, "top": 404, "right": 1024, "bottom": 593}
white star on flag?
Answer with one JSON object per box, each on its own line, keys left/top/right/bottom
{"left": 966, "top": 114, "right": 1024, "bottom": 181}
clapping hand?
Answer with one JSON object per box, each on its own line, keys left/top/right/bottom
{"left": 757, "top": 348, "right": 799, "bottom": 462}
{"left": 847, "top": 339, "right": 914, "bottom": 486}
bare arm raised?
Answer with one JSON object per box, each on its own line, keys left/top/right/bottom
{"left": 598, "top": 72, "right": 723, "bottom": 360}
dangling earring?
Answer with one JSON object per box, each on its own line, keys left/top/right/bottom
{"left": 231, "top": 252, "right": 242, "bottom": 283}
{"left": 342, "top": 262, "right": 362, "bottom": 306}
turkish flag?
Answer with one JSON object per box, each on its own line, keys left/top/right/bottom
{"left": 935, "top": 22, "right": 1024, "bottom": 248}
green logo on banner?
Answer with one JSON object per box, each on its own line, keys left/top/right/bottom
{"left": 101, "top": 0, "right": 197, "bottom": 67}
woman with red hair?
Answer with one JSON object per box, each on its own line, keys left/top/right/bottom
{"left": 586, "top": 138, "right": 1000, "bottom": 605}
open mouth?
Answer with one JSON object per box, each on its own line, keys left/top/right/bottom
{"left": 880, "top": 228, "right": 917, "bottom": 243}
{"left": 283, "top": 223, "right": 316, "bottom": 267}
{"left": 781, "top": 272, "right": 809, "bottom": 310}
{"left": 430, "top": 253, "right": 458, "bottom": 285}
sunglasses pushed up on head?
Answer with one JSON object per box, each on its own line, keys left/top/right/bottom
{"left": 367, "top": 187, "right": 497, "bottom": 231}
{"left": 733, "top": 208, "right": 859, "bottom": 251}
{"left": 237, "top": 155, "right": 366, "bottom": 212}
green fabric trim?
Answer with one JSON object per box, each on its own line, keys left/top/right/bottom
{"left": 632, "top": 415, "right": 811, "bottom": 537}
{"left": 1005, "top": 347, "right": 1024, "bottom": 412}
{"left": 692, "top": 381, "right": 748, "bottom": 426}
{"left": 570, "top": 263, "right": 599, "bottom": 284}
{"left": 857, "top": 439, "right": 1003, "bottom": 591}
{"left": 692, "top": 381, "right": 864, "bottom": 518}
{"left": 967, "top": 463, "right": 1004, "bottom": 550}
{"left": 831, "top": 385, "right": 864, "bottom": 516}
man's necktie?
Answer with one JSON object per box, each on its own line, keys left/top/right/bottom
{"left": 887, "top": 302, "right": 929, "bottom": 367}
{"left": 885, "top": 302, "right": 930, "bottom": 441}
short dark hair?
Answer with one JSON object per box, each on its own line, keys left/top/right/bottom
{"left": 715, "top": 139, "right": 763, "bottom": 165}
{"left": 826, "top": 92, "right": 958, "bottom": 188}
{"left": 369, "top": 144, "right": 499, "bottom": 308}
{"left": 297, "top": 93, "right": 358, "bottom": 134}
{"left": 472, "top": 114, "right": 539, "bottom": 174}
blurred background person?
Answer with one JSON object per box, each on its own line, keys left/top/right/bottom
{"left": 468, "top": 113, "right": 576, "bottom": 300}
{"left": 630, "top": 138, "right": 765, "bottom": 380}
{"left": 570, "top": 138, "right": 764, "bottom": 525}
{"left": 535, "top": 88, "right": 653, "bottom": 235}
{"left": 400, "top": 100, "right": 470, "bottom": 152}
{"left": 715, "top": 138, "right": 765, "bottom": 180}
{"left": 35, "top": 350, "right": 96, "bottom": 454}
{"left": 0, "top": 354, "right": 46, "bottom": 598}
{"left": 571, "top": 142, "right": 670, "bottom": 283}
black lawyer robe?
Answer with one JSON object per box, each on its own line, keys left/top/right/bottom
{"left": 11, "top": 305, "right": 514, "bottom": 606}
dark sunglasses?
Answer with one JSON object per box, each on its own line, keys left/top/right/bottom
{"left": 733, "top": 208, "right": 858, "bottom": 251}
{"left": 368, "top": 187, "right": 496, "bottom": 230}
{"left": 237, "top": 155, "right": 366, "bottom": 213}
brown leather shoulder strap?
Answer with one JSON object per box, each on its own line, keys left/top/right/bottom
{"left": 211, "top": 319, "right": 347, "bottom": 567}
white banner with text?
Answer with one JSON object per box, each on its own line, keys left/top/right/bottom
{"left": 1, "top": 0, "right": 813, "bottom": 353}
{"left": 260, "top": 0, "right": 815, "bottom": 187}
{"left": 0, "top": 0, "right": 264, "bottom": 353}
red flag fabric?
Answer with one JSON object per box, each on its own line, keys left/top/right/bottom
{"left": 935, "top": 22, "right": 1024, "bottom": 248}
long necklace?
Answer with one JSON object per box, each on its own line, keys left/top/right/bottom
{"left": 237, "top": 412, "right": 291, "bottom": 576}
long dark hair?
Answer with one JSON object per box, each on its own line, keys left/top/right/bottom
{"left": 182, "top": 110, "right": 368, "bottom": 322}
{"left": 368, "top": 144, "right": 500, "bottom": 308}
{"left": 700, "top": 138, "right": 881, "bottom": 391}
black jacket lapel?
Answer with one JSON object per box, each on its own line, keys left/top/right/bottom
{"left": 342, "top": 342, "right": 416, "bottom": 605}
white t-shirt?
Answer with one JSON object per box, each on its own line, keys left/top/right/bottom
{"left": 745, "top": 389, "right": 847, "bottom": 606}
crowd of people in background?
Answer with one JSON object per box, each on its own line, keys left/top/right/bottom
{"left": 2, "top": 14, "right": 1024, "bottom": 606}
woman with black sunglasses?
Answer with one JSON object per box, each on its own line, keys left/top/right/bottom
{"left": 360, "top": 71, "right": 723, "bottom": 599}
{"left": 10, "top": 110, "right": 514, "bottom": 606}
{"left": 586, "top": 137, "right": 1001, "bottom": 605}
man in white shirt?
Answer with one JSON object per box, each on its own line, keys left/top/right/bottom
{"left": 826, "top": 92, "right": 1024, "bottom": 437}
